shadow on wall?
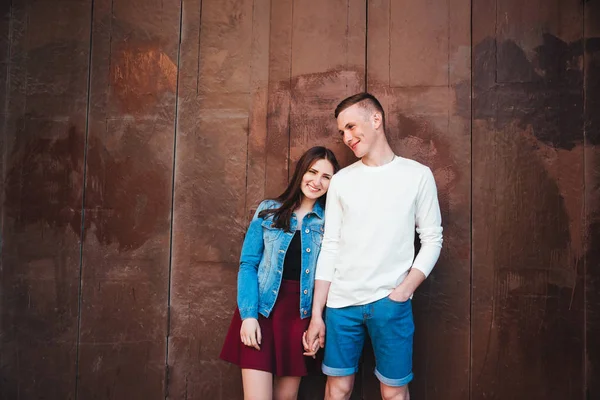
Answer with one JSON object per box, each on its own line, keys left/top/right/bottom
{"left": 4, "top": 120, "right": 169, "bottom": 251}
{"left": 2, "top": 12, "right": 180, "bottom": 252}
{"left": 453, "top": 33, "right": 599, "bottom": 396}
{"left": 456, "top": 33, "right": 600, "bottom": 148}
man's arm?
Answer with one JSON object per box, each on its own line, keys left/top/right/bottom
{"left": 388, "top": 268, "right": 426, "bottom": 302}
{"left": 303, "top": 279, "right": 331, "bottom": 355}
{"left": 313, "top": 176, "right": 343, "bottom": 282}
{"left": 303, "top": 176, "right": 343, "bottom": 356}
{"left": 390, "top": 168, "right": 443, "bottom": 301}
{"left": 311, "top": 279, "right": 331, "bottom": 320}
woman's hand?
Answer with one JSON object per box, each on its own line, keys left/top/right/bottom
{"left": 240, "top": 318, "right": 262, "bottom": 350}
{"left": 302, "top": 317, "right": 325, "bottom": 358}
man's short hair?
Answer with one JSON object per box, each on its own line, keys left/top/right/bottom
{"left": 334, "top": 92, "right": 385, "bottom": 126}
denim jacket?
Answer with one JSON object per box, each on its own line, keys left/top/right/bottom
{"left": 237, "top": 199, "right": 325, "bottom": 320}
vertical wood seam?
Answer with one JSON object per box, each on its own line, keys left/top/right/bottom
{"left": 164, "top": 1, "right": 186, "bottom": 398}
{"left": 74, "top": 0, "right": 96, "bottom": 398}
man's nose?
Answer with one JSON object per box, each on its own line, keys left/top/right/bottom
{"left": 343, "top": 131, "right": 352, "bottom": 144}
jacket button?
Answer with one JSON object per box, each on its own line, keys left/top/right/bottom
{"left": 305, "top": 229, "right": 310, "bottom": 233}
{"left": 304, "top": 289, "right": 308, "bottom": 294}
{"left": 305, "top": 269, "right": 310, "bottom": 274}
{"left": 306, "top": 248, "right": 311, "bottom": 253}
{"left": 304, "top": 310, "right": 308, "bottom": 315}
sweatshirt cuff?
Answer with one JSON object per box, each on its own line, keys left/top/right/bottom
{"left": 411, "top": 245, "right": 442, "bottom": 278}
{"left": 411, "top": 264, "right": 433, "bottom": 278}
{"left": 314, "top": 274, "right": 333, "bottom": 283}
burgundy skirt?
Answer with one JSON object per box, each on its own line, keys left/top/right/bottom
{"left": 220, "top": 280, "right": 321, "bottom": 376}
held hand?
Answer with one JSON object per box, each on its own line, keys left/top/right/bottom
{"left": 388, "top": 286, "right": 412, "bottom": 303}
{"left": 302, "top": 332, "right": 321, "bottom": 359}
{"left": 240, "top": 318, "right": 262, "bottom": 351}
{"left": 302, "top": 317, "right": 326, "bottom": 358}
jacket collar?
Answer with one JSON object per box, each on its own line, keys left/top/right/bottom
{"left": 311, "top": 201, "right": 325, "bottom": 220}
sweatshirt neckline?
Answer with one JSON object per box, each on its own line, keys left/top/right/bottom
{"left": 359, "top": 155, "right": 399, "bottom": 170}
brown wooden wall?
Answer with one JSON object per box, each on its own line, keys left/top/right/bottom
{"left": 0, "top": 0, "right": 598, "bottom": 399}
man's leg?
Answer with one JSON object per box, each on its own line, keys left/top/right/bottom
{"left": 321, "top": 305, "right": 366, "bottom": 400}
{"left": 366, "top": 297, "right": 415, "bottom": 400}
{"left": 379, "top": 383, "right": 409, "bottom": 400}
{"left": 325, "top": 375, "right": 356, "bottom": 400}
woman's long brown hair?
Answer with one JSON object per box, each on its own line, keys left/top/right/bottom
{"left": 259, "top": 146, "right": 340, "bottom": 232}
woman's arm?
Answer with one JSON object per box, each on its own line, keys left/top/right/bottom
{"left": 237, "top": 201, "right": 270, "bottom": 320}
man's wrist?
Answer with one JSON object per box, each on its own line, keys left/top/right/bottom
{"left": 311, "top": 307, "right": 325, "bottom": 319}
{"left": 394, "top": 284, "right": 413, "bottom": 298}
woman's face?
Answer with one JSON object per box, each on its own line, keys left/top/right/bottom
{"left": 300, "top": 158, "right": 335, "bottom": 200}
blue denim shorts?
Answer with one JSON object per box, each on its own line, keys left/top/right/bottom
{"left": 322, "top": 296, "right": 414, "bottom": 387}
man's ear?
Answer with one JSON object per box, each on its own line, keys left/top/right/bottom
{"left": 372, "top": 112, "right": 383, "bottom": 130}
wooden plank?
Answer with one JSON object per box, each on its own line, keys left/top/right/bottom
{"left": 75, "top": 0, "right": 180, "bottom": 398}
{"left": 265, "top": 0, "right": 293, "bottom": 197}
{"left": 0, "top": 0, "right": 10, "bottom": 277}
{"left": 289, "top": 0, "right": 365, "bottom": 170}
{"left": 286, "top": 1, "right": 365, "bottom": 398}
{"left": 0, "top": 1, "right": 91, "bottom": 399}
{"left": 245, "top": 0, "right": 271, "bottom": 215}
{"left": 496, "top": 0, "right": 582, "bottom": 83}
{"left": 167, "top": 0, "right": 266, "bottom": 398}
{"left": 366, "top": 0, "right": 471, "bottom": 398}
{"left": 0, "top": 2, "right": 9, "bottom": 117}
{"left": 168, "top": 262, "right": 242, "bottom": 399}
{"left": 471, "top": 0, "right": 585, "bottom": 398}
{"left": 585, "top": 1, "right": 600, "bottom": 398}
{"left": 389, "top": 0, "right": 449, "bottom": 87}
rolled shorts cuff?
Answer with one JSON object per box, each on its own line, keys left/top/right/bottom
{"left": 322, "top": 364, "right": 358, "bottom": 377}
{"left": 374, "top": 369, "right": 414, "bottom": 387}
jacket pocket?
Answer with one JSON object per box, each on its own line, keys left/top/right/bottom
{"left": 309, "top": 225, "right": 324, "bottom": 246}
{"left": 261, "top": 219, "right": 282, "bottom": 243}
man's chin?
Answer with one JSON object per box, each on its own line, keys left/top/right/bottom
{"left": 346, "top": 144, "right": 364, "bottom": 158}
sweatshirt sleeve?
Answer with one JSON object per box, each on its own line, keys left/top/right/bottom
{"left": 411, "top": 168, "right": 443, "bottom": 277}
{"left": 315, "top": 175, "right": 343, "bottom": 282}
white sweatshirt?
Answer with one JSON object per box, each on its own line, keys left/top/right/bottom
{"left": 315, "top": 156, "right": 443, "bottom": 308}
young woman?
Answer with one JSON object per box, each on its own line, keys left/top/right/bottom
{"left": 220, "top": 146, "right": 341, "bottom": 400}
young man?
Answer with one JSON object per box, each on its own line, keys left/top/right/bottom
{"left": 303, "top": 93, "right": 443, "bottom": 400}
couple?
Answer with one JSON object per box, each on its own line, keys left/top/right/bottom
{"left": 220, "top": 93, "right": 443, "bottom": 400}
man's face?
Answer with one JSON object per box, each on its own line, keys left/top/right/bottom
{"left": 337, "top": 104, "right": 380, "bottom": 158}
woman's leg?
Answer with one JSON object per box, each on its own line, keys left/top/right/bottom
{"left": 242, "top": 368, "right": 273, "bottom": 400}
{"left": 273, "top": 376, "right": 302, "bottom": 400}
